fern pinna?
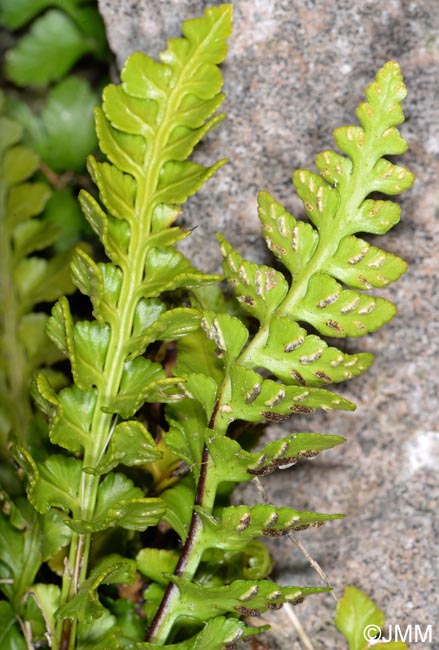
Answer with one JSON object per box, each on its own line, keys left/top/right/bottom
{"left": 10, "top": 4, "right": 413, "bottom": 649}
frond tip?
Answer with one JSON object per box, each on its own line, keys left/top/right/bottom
{"left": 222, "top": 62, "right": 413, "bottom": 351}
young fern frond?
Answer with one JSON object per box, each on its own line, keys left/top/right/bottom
{"left": 142, "top": 61, "right": 413, "bottom": 647}
{"left": 12, "top": 6, "right": 233, "bottom": 649}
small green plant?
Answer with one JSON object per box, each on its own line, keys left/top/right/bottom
{"left": 0, "top": 4, "right": 414, "bottom": 649}
{"left": 336, "top": 587, "right": 408, "bottom": 650}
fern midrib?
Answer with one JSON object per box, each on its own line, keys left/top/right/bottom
{"left": 81, "top": 28, "right": 214, "bottom": 476}
{"left": 57, "top": 155, "right": 147, "bottom": 650}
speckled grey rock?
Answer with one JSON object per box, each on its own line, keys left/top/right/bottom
{"left": 98, "top": 1, "right": 439, "bottom": 648}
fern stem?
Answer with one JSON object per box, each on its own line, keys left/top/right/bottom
{"left": 145, "top": 512, "right": 204, "bottom": 644}
{"left": 147, "top": 442, "right": 214, "bottom": 639}
{"left": 146, "top": 411, "right": 219, "bottom": 642}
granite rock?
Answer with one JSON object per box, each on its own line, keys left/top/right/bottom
{"left": 98, "top": 1, "right": 439, "bottom": 648}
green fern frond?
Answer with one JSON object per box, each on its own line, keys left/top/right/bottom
{"left": 146, "top": 60, "right": 413, "bottom": 647}
{"left": 14, "top": 7, "right": 234, "bottom": 648}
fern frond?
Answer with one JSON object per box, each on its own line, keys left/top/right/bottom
{"left": 16, "top": 7, "right": 233, "bottom": 647}
{"left": 167, "top": 578, "right": 328, "bottom": 622}
{"left": 147, "top": 61, "right": 413, "bottom": 646}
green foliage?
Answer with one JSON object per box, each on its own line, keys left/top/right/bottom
{"left": 8, "top": 5, "right": 236, "bottom": 648}
{"left": 0, "top": 93, "right": 76, "bottom": 460}
{"left": 1, "top": 1, "right": 107, "bottom": 87}
{"left": 335, "top": 586, "right": 408, "bottom": 650}
{"left": 9, "top": 77, "right": 99, "bottom": 173}
{"left": 0, "top": 601, "right": 27, "bottom": 650}
{"left": 0, "top": 4, "right": 414, "bottom": 649}
{"left": 0, "top": 490, "right": 71, "bottom": 648}
{"left": 2, "top": 0, "right": 107, "bottom": 257}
